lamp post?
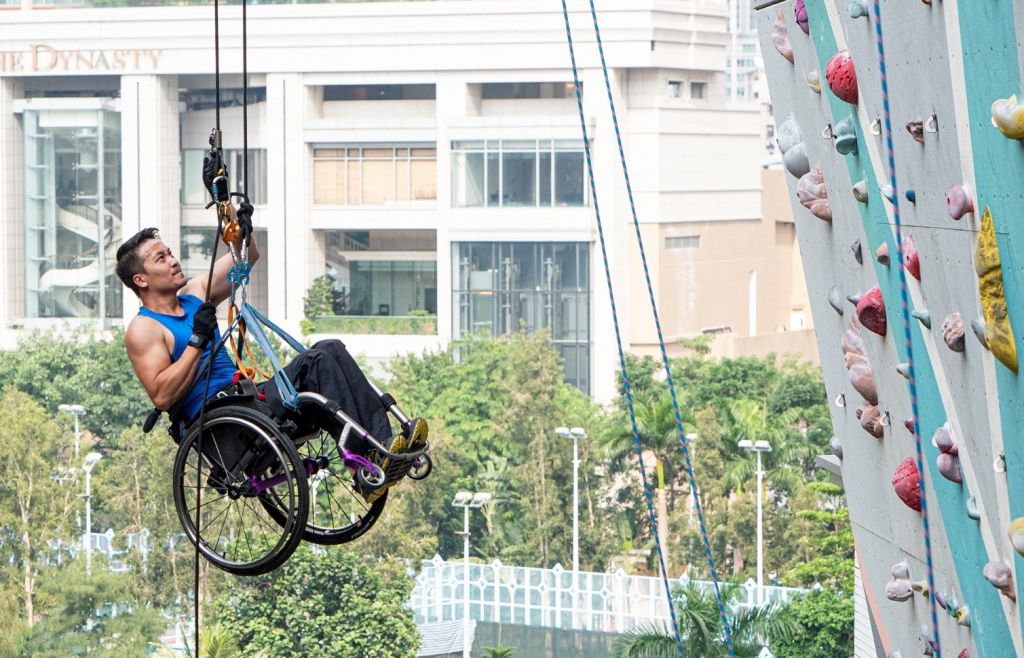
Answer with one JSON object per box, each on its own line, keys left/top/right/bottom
{"left": 82, "top": 452, "right": 102, "bottom": 577}
{"left": 452, "top": 491, "right": 491, "bottom": 658}
{"left": 738, "top": 439, "right": 771, "bottom": 606}
{"left": 555, "top": 426, "right": 587, "bottom": 574}
{"left": 59, "top": 404, "right": 86, "bottom": 459}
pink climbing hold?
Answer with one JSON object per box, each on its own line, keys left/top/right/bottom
{"left": 771, "top": 11, "right": 794, "bottom": 63}
{"left": 876, "top": 243, "right": 890, "bottom": 266}
{"left": 934, "top": 423, "right": 961, "bottom": 484}
{"left": 902, "top": 235, "right": 921, "bottom": 281}
{"left": 937, "top": 453, "right": 962, "bottom": 484}
{"left": 794, "top": 0, "right": 809, "bottom": 34}
{"left": 796, "top": 164, "right": 832, "bottom": 222}
{"left": 825, "top": 50, "right": 858, "bottom": 105}
{"left": 843, "top": 321, "right": 878, "bottom": 404}
{"left": 857, "top": 402, "right": 884, "bottom": 438}
{"left": 856, "top": 286, "right": 887, "bottom": 337}
{"left": 947, "top": 184, "right": 974, "bottom": 220}
{"left": 893, "top": 457, "right": 922, "bottom": 512}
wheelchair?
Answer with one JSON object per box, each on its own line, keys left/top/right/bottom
{"left": 146, "top": 342, "right": 432, "bottom": 577}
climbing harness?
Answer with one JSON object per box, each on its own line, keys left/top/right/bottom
{"left": 870, "top": 2, "right": 942, "bottom": 654}
{"left": 560, "top": 3, "right": 735, "bottom": 656}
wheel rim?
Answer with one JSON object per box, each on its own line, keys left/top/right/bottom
{"left": 291, "top": 430, "right": 386, "bottom": 541}
{"left": 176, "top": 414, "right": 304, "bottom": 573}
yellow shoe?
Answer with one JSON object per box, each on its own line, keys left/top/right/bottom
{"left": 364, "top": 419, "right": 428, "bottom": 503}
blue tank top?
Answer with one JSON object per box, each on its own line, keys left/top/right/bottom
{"left": 138, "top": 294, "right": 237, "bottom": 422}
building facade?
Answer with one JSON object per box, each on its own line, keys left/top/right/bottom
{"left": 0, "top": 0, "right": 812, "bottom": 402}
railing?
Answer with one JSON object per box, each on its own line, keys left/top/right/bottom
{"left": 408, "top": 555, "right": 807, "bottom": 634}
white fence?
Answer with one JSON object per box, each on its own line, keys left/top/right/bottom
{"left": 408, "top": 555, "right": 807, "bottom": 634}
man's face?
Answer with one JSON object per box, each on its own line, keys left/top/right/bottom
{"left": 135, "top": 239, "right": 186, "bottom": 293}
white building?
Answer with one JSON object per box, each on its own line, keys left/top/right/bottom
{"left": 0, "top": 0, "right": 808, "bottom": 402}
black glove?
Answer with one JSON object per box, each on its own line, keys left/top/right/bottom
{"left": 188, "top": 302, "right": 218, "bottom": 350}
{"left": 236, "top": 201, "right": 254, "bottom": 243}
{"left": 202, "top": 150, "right": 230, "bottom": 203}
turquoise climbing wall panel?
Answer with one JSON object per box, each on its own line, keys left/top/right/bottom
{"left": 756, "top": 0, "right": 1024, "bottom": 655}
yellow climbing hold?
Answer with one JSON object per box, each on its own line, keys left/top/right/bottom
{"left": 991, "top": 95, "right": 1024, "bottom": 140}
{"left": 975, "top": 206, "right": 1018, "bottom": 373}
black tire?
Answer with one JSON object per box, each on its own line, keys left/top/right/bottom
{"left": 173, "top": 405, "right": 309, "bottom": 576}
{"left": 407, "top": 454, "right": 433, "bottom": 481}
{"left": 262, "top": 429, "right": 388, "bottom": 545}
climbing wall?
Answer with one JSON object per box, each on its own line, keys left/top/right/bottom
{"left": 755, "top": 1, "right": 1024, "bottom": 656}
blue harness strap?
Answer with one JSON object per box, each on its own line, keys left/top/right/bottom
{"left": 237, "top": 303, "right": 301, "bottom": 410}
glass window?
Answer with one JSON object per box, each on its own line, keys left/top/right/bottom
{"left": 323, "top": 84, "right": 436, "bottom": 101}
{"left": 313, "top": 145, "right": 437, "bottom": 206}
{"left": 24, "top": 109, "right": 122, "bottom": 320}
{"left": 451, "top": 140, "right": 587, "bottom": 208}
{"left": 691, "top": 82, "right": 707, "bottom": 100}
{"left": 665, "top": 235, "right": 700, "bottom": 249}
{"left": 453, "top": 242, "right": 591, "bottom": 393}
{"left": 182, "top": 148, "right": 267, "bottom": 206}
{"left": 481, "top": 82, "right": 576, "bottom": 99}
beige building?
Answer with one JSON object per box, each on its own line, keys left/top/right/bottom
{"left": 629, "top": 167, "right": 816, "bottom": 363}
{"left": 0, "top": 0, "right": 815, "bottom": 404}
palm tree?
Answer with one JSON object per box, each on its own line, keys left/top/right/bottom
{"left": 612, "top": 583, "right": 795, "bottom": 658}
{"left": 600, "top": 391, "right": 698, "bottom": 573}
{"left": 152, "top": 624, "right": 243, "bottom": 658}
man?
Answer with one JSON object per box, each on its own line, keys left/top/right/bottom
{"left": 117, "top": 157, "right": 422, "bottom": 488}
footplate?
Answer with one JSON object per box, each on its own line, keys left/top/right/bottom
{"left": 365, "top": 418, "right": 429, "bottom": 503}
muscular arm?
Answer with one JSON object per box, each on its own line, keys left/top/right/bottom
{"left": 181, "top": 205, "right": 262, "bottom": 306}
{"left": 125, "top": 318, "right": 204, "bottom": 411}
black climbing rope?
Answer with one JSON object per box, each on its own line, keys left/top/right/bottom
{"left": 191, "top": 0, "right": 250, "bottom": 651}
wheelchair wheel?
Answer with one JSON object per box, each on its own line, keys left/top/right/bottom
{"left": 262, "top": 429, "right": 387, "bottom": 545}
{"left": 407, "top": 454, "right": 433, "bottom": 481}
{"left": 173, "top": 405, "right": 309, "bottom": 576}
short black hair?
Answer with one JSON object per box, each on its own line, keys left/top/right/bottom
{"left": 116, "top": 228, "right": 161, "bottom": 296}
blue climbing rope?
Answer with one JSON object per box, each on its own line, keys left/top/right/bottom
{"left": 558, "top": 4, "right": 684, "bottom": 656}
{"left": 870, "top": 2, "right": 941, "bottom": 654}
{"left": 580, "top": 1, "right": 739, "bottom": 654}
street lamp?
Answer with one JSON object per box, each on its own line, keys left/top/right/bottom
{"left": 82, "top": 451, "right": 102, "bottom": 577}
{"left": 59, "top": 404, "right": 86, "bottom": 459}
{"left": 555, "top": 426, "right": 587, "bottom": 574}
{"left": 452, "top": 491, "right": 491, "bottom": 658}
{"left": 738, "top": 439, "right": 771, "bottom": 606}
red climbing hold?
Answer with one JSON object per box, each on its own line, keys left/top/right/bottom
{"left": 902, "top": 235, "right": 921, "bottom": 281}
{"left": 825, "top": 50, "right": 858, "bottom": 105}
{"left": 893, "top": 457, "right": 922, "bottom": 512}
{"left": 856, "top": 286, "right": 887, "bottom": 336}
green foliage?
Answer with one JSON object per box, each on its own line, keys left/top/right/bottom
{"left": 211, "top": 546, "right": 419, "bottom": 658}
{"left": 612, "top": 583, "right": 796, "bottom": 658}
{"left": 0, "top": 329, "right": 151, "bottom": 439}
{"left": 303, "top": 273, "right": 345, "bottom": 320}
{"left": 310, "top": 314, "right": 438, "bottom": 336}
{"left": 16, "top": 563, "right": 165, "bottom": 658}
{"left": 386, "top": 332, "right": 610, "bottom": 568}
{"left": 770, "top": 589, "right": 854, "bottom": 658}
{"left": 0, "top": 388, "right": 74, "bottom": 632}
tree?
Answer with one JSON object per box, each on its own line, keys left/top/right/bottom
{"left": 386, "top": 332, "right": 613, "bottom": 569}
{"left": 0, "top": 388, "right": 74, "bottom": 630}
{"left": 611, "top": 583, "right": 796, "bottom": 658}
{"left": 600, "top": 391, "right": 698, "bottom": 575}
{"left": 211, "top": 545, "right": 420, "bottom": 658}
{"left": 769, "top": 589, "right": 854, "bottom": 658}
{"left": 0, "top": 329, "right": 152, "bottom": 440}
{"left": 15, "top": 562, "right": 165, "bottom": 658}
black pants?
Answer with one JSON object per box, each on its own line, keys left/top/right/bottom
{"left": 258, "top": 339, "right": 391, "bottom": 454}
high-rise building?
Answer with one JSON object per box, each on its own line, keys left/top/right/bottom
{"left": 0, "top": 0, "right": 813, "bottom": 402}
